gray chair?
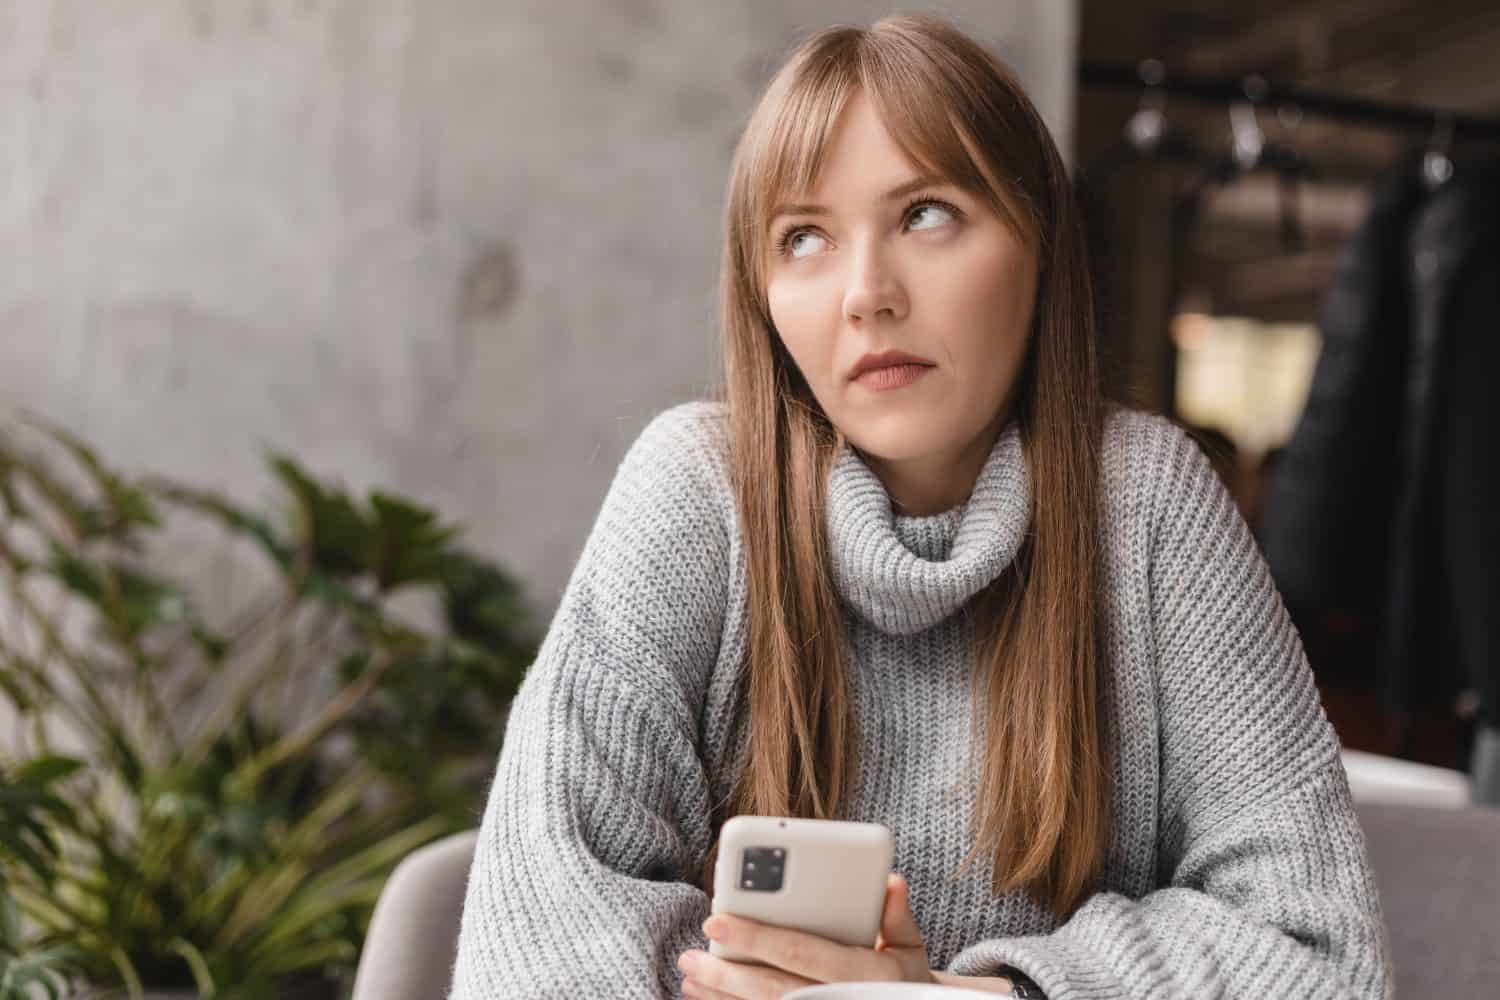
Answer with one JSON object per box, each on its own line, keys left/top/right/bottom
{"left": 351, "top": 829, "right": 477, "bottom": 1000}
{"left": 351, "top": 803, "right": 1500, "bottom": 999}
{"left": 1355, "top": 799, "right": 1500, "bottom": 996}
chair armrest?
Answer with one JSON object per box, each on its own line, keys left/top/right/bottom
{"left": 352, "top": 829, "right": 480, "bottom": 1000}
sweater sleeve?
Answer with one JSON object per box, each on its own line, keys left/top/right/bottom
{"left": 943, "top": 419, "right": 1394, "bottom": 1000}
{"left": 447, "top": 404, "right": 728, "bottom": 999}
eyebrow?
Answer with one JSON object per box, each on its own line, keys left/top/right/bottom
{"left": 768, "top": 174, "right": 946, "bottom": 225}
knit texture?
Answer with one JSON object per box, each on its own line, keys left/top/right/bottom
{"left": 447, "top": 401, "right": 1394, "bottom": 1000}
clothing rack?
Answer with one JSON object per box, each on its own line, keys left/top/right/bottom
{"left": 1080, "top": 61, "right": 1500, "bottom": 141}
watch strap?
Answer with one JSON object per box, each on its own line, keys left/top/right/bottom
{"left": 1001, "top": 965, "right": 1045, "bottom": 999}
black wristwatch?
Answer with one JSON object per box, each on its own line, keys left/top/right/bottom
{"left": 1001, "top": 965, "right": 1045, "bottom": 999}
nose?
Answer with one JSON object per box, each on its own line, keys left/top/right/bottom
{"left": 842, "top": 241, "right": 908, "bottom": 324}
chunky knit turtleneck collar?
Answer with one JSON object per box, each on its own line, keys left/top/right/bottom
{"left": 824, "top": 420, "right": 1031, "bottom": 636}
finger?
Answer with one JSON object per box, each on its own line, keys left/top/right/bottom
{"left": 681, "top": 976, "right": 742, "bottom": 1000}
{"left": 877, "top": 873, "right": 925, "bottom": 950}
{"left": 706, "top": 914, "right": 865, "bottom": 984}
{"left": 688, "top": 951, "right": 815, "bottom": 1000}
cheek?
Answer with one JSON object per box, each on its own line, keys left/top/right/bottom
{"left": 766, "top": 281, "right": 833, "bottom": 380}
{"left": 923, "top": 247, "right": 1034, "bottom": 364}
{"left": 935, "top": 245, "right": 1030, "bottom": 324}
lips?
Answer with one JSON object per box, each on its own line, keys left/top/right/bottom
{"left": 855, "top": 363, "right": 932, "bottom": 391}
{"left": 848, "top": 349, "right": 935, "bottom": 381}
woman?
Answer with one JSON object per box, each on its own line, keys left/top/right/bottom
{"left": 449, "top": 12, "right": 1392, "bottom": 999}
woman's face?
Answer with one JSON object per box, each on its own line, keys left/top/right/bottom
{"left": 764, "top": 91, "right": 1038, "bottom": 482}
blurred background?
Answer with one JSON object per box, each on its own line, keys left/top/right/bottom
{"left": 1074, "top": 0, "right": 1500, "bottom": 781}
{"left": 1, "top": 2, "right": 1497, "bottom": 998}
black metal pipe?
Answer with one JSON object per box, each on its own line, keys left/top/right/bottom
{"left": 1081, "top": 61, "right": 1500, "bottom": 141}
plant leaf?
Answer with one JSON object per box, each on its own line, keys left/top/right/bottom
{"left": 270, "top": 455, "right": 369, "bottom": 577}
{"left": 165, "top": 937, "right": 216, "bottom": 997}
{"left": 146, "top": 478, "right": 291, "bottom": 570}
{"left": 367, "top": 492, "right": 458, "bottom": 591}
{"left": 18, "top": 413, "right": 161, "bottom": 539}
{"left": 14, "top": 756, "right": 84, "bottom": 788}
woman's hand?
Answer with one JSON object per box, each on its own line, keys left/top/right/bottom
{"left": 677, "top": 872, "right": 935, "bottom": 999}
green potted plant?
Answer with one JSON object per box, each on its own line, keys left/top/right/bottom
{"left": 0, "top": 414, "right": 538, "bottom": 999}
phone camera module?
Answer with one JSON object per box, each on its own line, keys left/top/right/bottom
{"left": 739, "top": 847, "right": 785, "bottom": 891}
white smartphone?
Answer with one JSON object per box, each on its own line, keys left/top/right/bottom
{"left": 707, "top": 816, "right": 894, "bottom": 966}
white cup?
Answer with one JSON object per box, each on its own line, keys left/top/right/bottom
{"left": 785, "top": 984, "right": 1004, "bottom": 1000}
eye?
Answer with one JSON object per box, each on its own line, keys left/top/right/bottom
{"left": 770, "top": 196, "right": 962, "bottom": 260}
{"left": 904, "top": 197, "right": 959, "bottom": 231}
{"left": 774, "top": 227, "right": 827, "bottom": 260}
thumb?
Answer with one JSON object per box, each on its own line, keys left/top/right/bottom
{"left": 875, "top": 872, "right": 924, "bottom": 951}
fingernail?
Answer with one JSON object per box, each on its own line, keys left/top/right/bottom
{"left": 703, "top": 916, "right": 727, "bottom": 940}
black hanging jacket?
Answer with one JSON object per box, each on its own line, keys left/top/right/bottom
{"left": 1261, "top": 151, "right": 1500, "bottom": 723}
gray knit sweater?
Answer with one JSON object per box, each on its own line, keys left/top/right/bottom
{"left": 448, "top": 400, "right": 1393, "bottom": 999}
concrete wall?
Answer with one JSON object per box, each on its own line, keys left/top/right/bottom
{"left": 0, "top": 0, "right": 1077, "bottom": 627}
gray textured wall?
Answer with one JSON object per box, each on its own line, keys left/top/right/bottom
{"left": 0, "top": 0, "right": 1076, "bottom": 624}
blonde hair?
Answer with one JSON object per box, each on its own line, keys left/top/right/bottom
{"left": 706, "top": 11, "right": 1111, "bottom": 918}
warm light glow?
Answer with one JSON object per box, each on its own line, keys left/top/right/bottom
{"left": 1173, "top": 313, "right": 1321, "bottom": 458}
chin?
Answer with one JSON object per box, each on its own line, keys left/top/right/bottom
{"left": 842, "top": 419, "right": 944, "bottom": 464}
